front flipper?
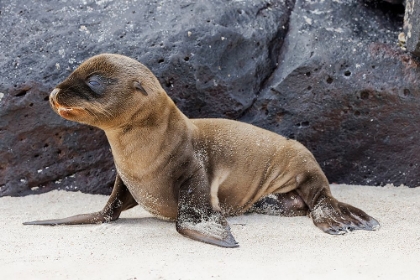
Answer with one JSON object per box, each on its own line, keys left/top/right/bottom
{"left": 23, "top": 175, "right": 138, "bottom": 226}
{"left": 176, "top": 174, "right": 238, "bottom": 248}
{"left": 177, "top": 216, "right": 238, "bottom": 248}
{"left": 23, "top": 212, "right": 110, "bottom": 225}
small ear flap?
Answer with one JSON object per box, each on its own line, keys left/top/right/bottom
{"left": 134, "top": 81, "right": 148, "bottom": 96}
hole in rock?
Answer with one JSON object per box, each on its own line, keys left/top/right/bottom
{"left": 360, "top": 91, "right": 369, "bottom": 100}
{"left": 16, "top": 90, "right": 27, "bottom": 97}
{"left": 326, "top": 77, "right": 333, "bottom": 84}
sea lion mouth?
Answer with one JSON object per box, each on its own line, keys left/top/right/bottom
{"left": 57, "top": 106, "right": 73, "bottom": 113}
{"left": 54, "top": 104, "right": 77, "bottom": 118}
{"left": 49, "top": 88, "right": 82, "bottom": 119}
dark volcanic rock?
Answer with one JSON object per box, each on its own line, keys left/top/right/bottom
{"left": 1, "top": 0, "right": 419, "bottom": 197}
{"left": 383, "top": 0, "right": 405, "bottom": 5}
{"left": 404, "top": 0, "right": 420, "bottom": 57}
{"left": 0, "top": 0, "right": 291, "bottom": 196}
{"left": 0, "top": 84, "right": 115, "bottom": 196}
{"left": 365, "top": 0, "right": 405, "bottom": 6}
{"left": 241, "top": 0, "right": 420, "bottom": 186}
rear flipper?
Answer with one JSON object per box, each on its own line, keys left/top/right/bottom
{"left": 247, "top": 190, "right": 309, "bottom": 217}
{"left": 310, "top": 197, "right": 380, "bottom": 234}
{"left": 295, "top": 173, "right": 380, "bottom": 234}
{"left": 23, "top": 175, "right": 138, "bottom": 226}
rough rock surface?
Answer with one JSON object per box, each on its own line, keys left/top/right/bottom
{"left": 0, "top": 0, "right": 292, "bottom": 196}
{"left": 242, "top": 0, "right": 418, "bottom": 186}
{"left": 383, "top": 0, "right": 405, "bottom": 5}
{"left": 404, "top": 0, "right": 420, "bottom": 56}
{"left": 0, "top": 0, "right": 418, "bottom": 197}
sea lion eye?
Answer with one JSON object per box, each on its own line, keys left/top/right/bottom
{"left": 86, "top": 76, "right": 105, "bottom": 95}
{"left": 88, "top": 80, "right": 100, "bottom": 87}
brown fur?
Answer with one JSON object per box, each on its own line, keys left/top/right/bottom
{"left": 24, "top": 54, "right": 380, "bottom": 247}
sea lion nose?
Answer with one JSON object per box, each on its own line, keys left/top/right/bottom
{"left": 49, "top": 88, "right": 60, "bottom": 106}
{"left": 50, "top": 88, "right": 60, "bottom": 99}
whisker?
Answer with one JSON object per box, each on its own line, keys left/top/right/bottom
{"left": 89, "top": 102, "right": 114, "bottom": 122}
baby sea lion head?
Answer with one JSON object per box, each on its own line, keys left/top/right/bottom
{"left": 49, "top": 53, "right": 165, "bottom": 129}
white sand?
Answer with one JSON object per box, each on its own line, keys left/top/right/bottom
{"left": 1, "top": 184, "right": 419, "bottom": 280}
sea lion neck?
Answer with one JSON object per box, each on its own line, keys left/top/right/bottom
{"left": 104, "top": 94, "right": 195, "bottom": 171}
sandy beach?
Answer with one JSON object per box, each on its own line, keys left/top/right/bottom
{"left": 1, "top": 184, "right": 419, "bottom": 280}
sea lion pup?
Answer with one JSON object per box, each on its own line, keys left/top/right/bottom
{"left": 24, "top": 54, "right": 380, "bottom": 247}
